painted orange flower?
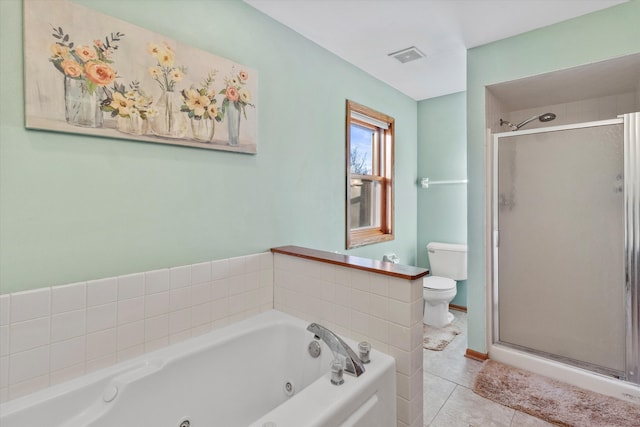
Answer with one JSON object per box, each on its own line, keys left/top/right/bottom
{"left": 74, "top": 45, "right": 97, "bottom": 62}
{"left": 239, "top": 71, "right": 249, "bottom": 81}
{"left": 84, "top": 61, "right": 116, "bottom": 86}
{"left": 61, "top": 59, "right": 82, "bottom": 78}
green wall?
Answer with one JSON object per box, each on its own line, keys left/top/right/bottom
{"left": 0, "top": 0, "right": 418, "bottom": 294}
{"left": 466, "top": 0, "right": 640, "bottom": 353}
{"left": 417, "top": 92, "right": 467, "bottom": 306}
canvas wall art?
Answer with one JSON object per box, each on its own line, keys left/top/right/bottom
{"left": 23, "top": 0, "right": 258, "bottom": 153}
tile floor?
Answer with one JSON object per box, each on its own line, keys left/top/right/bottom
{"left": 422, "top": 310, "right": 556, "bottom": 427}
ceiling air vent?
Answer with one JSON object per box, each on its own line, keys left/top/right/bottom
{"left": 388, "top": 46, "right": 425, "bottom": 64}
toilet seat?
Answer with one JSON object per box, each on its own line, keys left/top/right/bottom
{"left": 423, "top": 276, "right": 456, "bottom": 291}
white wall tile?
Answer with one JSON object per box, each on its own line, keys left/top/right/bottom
{"left": 211, "top": 258, "right": 230, "bottom": 280}
{"left": 86, "top": 303, "right": 116, "bottom": 333}
{"left": 169, "top": 330, "right": 191, "bottom": 345}
{"left": 169, "top": 308, "right": 190, "bottom": 335}
{"left": 0, "top": 326, "right": 8, "bottom": 357}
{"left": 86, "top": 278, "right": 117, "bottom": 307}
{"left": 9, "top": 375, "right": 49, "bottom": 401}
{"left": 144, "top": 315, "right": 168, "bottom": 342}
{"left": 145, "top": 269, "right": 169, "bottom": 295}
{"left": 191, "top": 282, "right": 211, "bottom": 305}
{"left": 50, "top": 337, "right": 85, "bottom": 372}
{"left": 86, "top": 328, "right": 116, "bottom": 361}
{"left": 9, "top": 346, "right": 49, "bottom": 384}
{"left": 144, "top": 337, "right": 168, "bottom": 353}
{"left": 350, "top": 270, "right": 371, "bottom": 291}
{"left": 51, "top": 282, "right": 86, "bottom": 314}
{"left": 117, "top": 273, "right": 144, "bottom": 300}
{"left": 10, "top": 317, "right": 50, "bottom": 353}
{"left": 191, "top": 262, "right": 212, "bottom": 284}
{"left": 210, "top": 279, "right": 229, "bottom": 301}
{"left": 117, "top": 297, "right": 144, "bottom": 325}
{"left": 389, "top": 279, "right": 412, "bottom": 302}
{"left": 51, "top": 310, "right": 85, "bottom": 342}
{"left": 0, "top": 295, "right": 9, "bottom": 326}
{"left": 227, "top": 256, "right": 246, "bottom": 277}
{"left": 85, "top": 353, "right": 117, "bottom": 373}
{"left": 369, "top": 293, "right": 389, "bottom": 319}
{"left": 116, "top": 321, "right": 144, "bottom": 351}
{"left": 0, "top": 356, "right": 8, "bottom": 388}
{"left": 117, "top": 344, "right": 144, "bottom": 362}
{"left": 388, "top": 299, "right": 411, "bottom": 326}
{"left": 191, "top": 303, "right": 210, "bottom": 327}
{"left": 50, "top": 362, "right": 85, "bottom": 386}
{"left": 10, "top": 288, "right": 50, "bottom": 323}
{"left": 145, "top": 291, "right": 169, "bottom": 318}
{"left": 169, "top": 265, "right": 190, "bottom": 289}
{"left": 210, "top": 298, "right": 229, "bottom": 321}
{"left": 169, "top": 288, "right": 191, "bottom": 312}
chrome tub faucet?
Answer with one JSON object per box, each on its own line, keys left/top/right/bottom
{"left": 306, "top": 323, "right": 365, "bottom": 377}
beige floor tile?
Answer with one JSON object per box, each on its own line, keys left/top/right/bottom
{"left": 431, "top": 386, "right": 514, "bottom": 427}
{"left": 510, "top": 411, "right": 557, "bottom": 427}
{"left": 423, "top": 371, "right": 457, "bottom": 425}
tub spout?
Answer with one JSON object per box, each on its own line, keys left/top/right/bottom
{"left": 307, "top": 323, "right": 365, "bottom": 377}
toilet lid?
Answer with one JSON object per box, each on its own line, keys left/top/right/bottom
{"left": 423, "top": 276, "right": 456, "bottom": 290}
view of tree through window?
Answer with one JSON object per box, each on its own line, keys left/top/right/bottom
{"left": 346, "top": 100, "right": 394, "bottom": 248}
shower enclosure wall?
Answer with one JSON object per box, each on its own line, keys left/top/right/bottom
{"left": 489, "top": 113, "right": 640, "bottom": 395}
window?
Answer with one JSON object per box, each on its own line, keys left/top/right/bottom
{"left": 346, "top": 100, "right": 394, "bottom": 248}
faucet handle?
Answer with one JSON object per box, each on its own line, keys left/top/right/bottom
{"left": 358, "top": 341, "right": 371, "bottom": 364}
{"left": 330, "top": 358, "right": 345, "bottom": 385}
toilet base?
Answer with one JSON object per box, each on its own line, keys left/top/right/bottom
{"left": 423, "top": 286, "right": 457, "bottom": 328}
{"left": 423, "top": 302, "right": 455, "bottom": 328}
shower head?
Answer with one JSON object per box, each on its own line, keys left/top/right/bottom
{"left": 538, "top": 112, "right": 556, "bottom": 122}
{"left": 500, "top": 112, "right": 557, "bottom": 131}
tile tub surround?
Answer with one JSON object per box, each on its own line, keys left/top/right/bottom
{"left": 1, "top": 245, "right": 427, "bottom": 427}
{"left": 0, "top": 252, "right": 273, "bottom": 402}
{"left": 272, "top": 246, "right": 429, "bottom": 427}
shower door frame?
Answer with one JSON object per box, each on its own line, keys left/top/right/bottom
{"left": 489, "top": 117, "right": 640, "bottom": 385}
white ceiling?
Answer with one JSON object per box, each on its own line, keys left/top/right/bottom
{"left": 244, "top": 0, "right": 628, "bottom": 101}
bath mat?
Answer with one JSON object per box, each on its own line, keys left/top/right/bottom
{"left": 423, "top": 323, "right": 461, "bottom": 351}
{"left": 472, "top": 359, "right": 640, "bottom": 427}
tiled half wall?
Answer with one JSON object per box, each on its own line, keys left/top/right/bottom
{"left": 1, "top": 248, "right": 425, "bottom": 427}
{"left": 0, "top": 253, "right": 273, "bottom": 402}
{"left": 273, "top": 252, "right": 425, "bottom": 427}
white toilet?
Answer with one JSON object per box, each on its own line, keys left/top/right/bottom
{"left": 423, "top": 242, "right": 468, "bottom": 328}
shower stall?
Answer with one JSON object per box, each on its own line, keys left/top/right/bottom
{"left": 490, "top": 113, "right": 640, "bottom": 389}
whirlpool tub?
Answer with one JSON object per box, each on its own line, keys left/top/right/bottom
{"left": 0, "top": 310, "right": 396, "bottom": 427}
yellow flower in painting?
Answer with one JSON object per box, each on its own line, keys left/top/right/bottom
{"left": 239, "top": 88, "right": 251, "bottom": 104}
{"left": 110, "top": 92, "right": 134, "bottom": 117}
{"left": 157, "top": 50, "right": 174, "bottom": 67}
{"left": 162, "top": 42, "right": 174, "bottom": 54}
{"left": 206, "top": 104, "right": 219, "bottom": 119}
{"left": 74, "top": 45, "right": 97, "bottom": 62}
{"left": 147, "top": 42, "right": 161, "bottom": 56}
{"left": 148, "top": 67, "right": 162, "bottom": 79}
{"left": 50, "top": 44, "right": 68, "bottom": 58}
{"left": 61, "top": 59, "right": 82, "bottom": 78}
{"left": 170, "top": 68, "right": 184, "bottom": 82}
{"left": 84, "top": 61, "right": 116, "bottom": 86}
{"left": 184, "top": 89, "right": 210, "bottom": 117}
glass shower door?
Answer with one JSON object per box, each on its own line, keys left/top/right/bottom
{"left": 493, "top": 121, "right": 626, "bottom": 377}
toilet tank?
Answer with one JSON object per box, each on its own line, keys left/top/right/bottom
{"left": 426, "top": 242, "right": 467, "bottom": 280}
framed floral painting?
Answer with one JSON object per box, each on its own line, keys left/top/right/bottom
{"left": 23, "top": 0, "right": 258, "bottom": 153}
